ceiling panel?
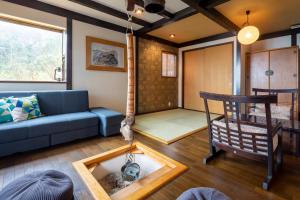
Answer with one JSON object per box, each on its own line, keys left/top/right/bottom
{"left": 38, "top": 0, "right": 190, "bottom": 29}
{"left": 148, "top": 13, "right": 227, "bottom": 43}
{"left": 217, "top": 0, "right": 300, "bottom": 34}
{"left": 38, "top": 0, "right": 142, "bottom": 30}
{"left": 93, "top": 0, "right": 163, "bottom": 23}
{"left": 164, "top": 0, "right": 189, "bottom": 13}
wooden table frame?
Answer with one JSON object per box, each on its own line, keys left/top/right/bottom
{"left": 73, "top": 142, "right": 188, "bottom": 200}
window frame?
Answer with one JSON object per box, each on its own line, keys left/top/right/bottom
{"left": 0, "top": 15, "right": 66, "bottom": 83}
{"left": 161, "top": 51, "right": 177, "bottom": 78}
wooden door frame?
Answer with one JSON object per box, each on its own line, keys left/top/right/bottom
{"left": 181, "top": 42, "right": 234, "bottom": 110}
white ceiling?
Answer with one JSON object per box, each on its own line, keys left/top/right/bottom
{"left": 38, "top": 0, "right": 189, "bottom": 30}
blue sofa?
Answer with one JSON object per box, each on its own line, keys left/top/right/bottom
{"left": 0, "top": 90, "right": 124, "bottom": 157}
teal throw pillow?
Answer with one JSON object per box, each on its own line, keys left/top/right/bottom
{"left": 0, "top": 98, "right": 13, "bottom": 124}
{"left": 7, "top": 95, "right": 43, "bottom": 122}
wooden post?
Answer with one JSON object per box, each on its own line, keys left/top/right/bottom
{"left": 120, "top": 33, "right": 135, "bottom": 142}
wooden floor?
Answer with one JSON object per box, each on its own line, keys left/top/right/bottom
{"left": 0, "top": 130, "right": 299, "bottom": 200}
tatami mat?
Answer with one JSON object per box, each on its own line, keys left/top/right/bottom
{"left": 133, "top": 109, "right": 219, "bottom": 144}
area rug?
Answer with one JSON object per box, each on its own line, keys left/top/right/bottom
{"left": 133, "top": 109, "right": 220, "bottom": 144}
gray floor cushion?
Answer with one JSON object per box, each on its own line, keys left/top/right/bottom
{"left": 0, "top": 170, "right": 73, "bottom": 200}
{"left": 177, "top": 187, "right": 231, "bottom": 200}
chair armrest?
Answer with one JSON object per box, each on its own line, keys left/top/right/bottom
{"left": 272, "top": 122, "right": 282, "bottom": 136}
{"left": 214, "top": 115, "right": 225, "bottom": 121}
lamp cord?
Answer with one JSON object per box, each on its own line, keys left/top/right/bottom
{"left": 125, "top": 0, "right": 134, "bottom": 34}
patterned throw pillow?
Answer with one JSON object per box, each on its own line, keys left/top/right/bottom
{"left": 0, "top": 98, "right": 13, "bottom": 124}
{"left": 7, "top": 95, "right": 43, "bottom": 122}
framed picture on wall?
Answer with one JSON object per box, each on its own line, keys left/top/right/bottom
{"left": 86, "top": 36, "right": 127, "bottom": 72}
{"left": 161, "top": 51, "right": 177, "bottom": 77}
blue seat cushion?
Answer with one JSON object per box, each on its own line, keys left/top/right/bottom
{"left": 0, "top": 112, "right": 99, "bottom": 141}
{"left": 0, "top": 122, "right": 28, "bottom": 144}
{"left": 90, "top": 107, "right": 124, "bottom": 126}
{"left": 27, "top": 112, "right": 98, "bottom": 138}
{"left": 177, "top": 187, "right": 231, "bottom": 200}
{"left": 100, "top": 124, "right": 121, "bottom": 137}
{"left": 0, "top": 170, "right": 73, "bottom": 200}
{"left": 0, "top": 90, "right": 89, "bottom": 116}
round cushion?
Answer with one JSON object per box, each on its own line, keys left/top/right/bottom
{"left": 177, "top": 187, "right": 231, "bottom": 200}
{"left": 0, "top": 170, "right": 73, "bottom": 200}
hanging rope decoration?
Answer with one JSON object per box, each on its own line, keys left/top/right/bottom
{"left": 120, "top": 1, "right": 135, "bottom": 144}
{"left": 120, "top": 1, "right": 140, "bottom": 182}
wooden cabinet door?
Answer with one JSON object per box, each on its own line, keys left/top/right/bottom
{"left": 246, "top": 51, "right": 269, "bottom": 95}
{"left": 270, "top": 47, "right": 298, "bottom": 115}
{"left": 270, "top": 47, "right": 298, "bottom": 99}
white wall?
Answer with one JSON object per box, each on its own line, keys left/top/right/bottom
{"left": 0, "top": 2, "right": 129, "bottom": 113}
{"left": 178, "top": 36, "right": 241, "bottom": 107}
{"left": 72, "top": 20, "right": 128, "bottom": 113}
{"left": 0, "top": 1, "right": 67, "bottom": 91}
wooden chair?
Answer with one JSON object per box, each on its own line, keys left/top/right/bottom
{"left": 250, "top": 88, "right": 298, "bottom": 121}
{"left": 200, "top": 92, "right": 283, "bottom": 190}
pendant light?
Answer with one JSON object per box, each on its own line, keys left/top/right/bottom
{"left": 237, "top": 10, "right": 260, "bottom": 45}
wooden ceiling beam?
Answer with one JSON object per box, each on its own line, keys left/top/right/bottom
{"left": 137, "top": 7, "right": 198, "bottom": 35}
{"left": 179, "top": 32, "right": 233, "bottom": 47}
{"left": 68, "top": 0, "right": 151, "bottom": 27}
{"left": 159, "top": 10, "right": 175, "bottom": 19}
{"left": 199, "top": 0, "right": 231, "bottom": 9}
{"left": 3, "top": 0, "right": 128, "bottom": 33}
{"left": 180, "top": 0, "right": 239, "bottom": 34}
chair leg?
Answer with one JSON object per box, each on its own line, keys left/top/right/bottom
{"left": 289, "top": 131, "right": 293, "bottom": 152}
{"left": 203, "top": 146, "right": 223, "bottom": 165}
{"left": 277, "top": 133, "right": 283, "bottom": 169}
{"left": 262, "top": 152, "right": 274, "bottom": 190}
{"left": 262, "top": 176, "right": 272, "bottom": 190}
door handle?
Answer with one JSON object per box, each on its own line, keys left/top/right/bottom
{"left": 265, "top": 70, "right": 274, "bottom": 76}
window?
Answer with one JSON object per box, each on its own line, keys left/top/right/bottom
{"left": 162, "top": 51, "right": 177, "bottom": 77}
{"left": 0, "top": 17, "right": 65, "bottom": 82}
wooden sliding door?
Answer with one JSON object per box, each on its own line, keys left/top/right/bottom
{"left": 183, "top": 43, "right": 233, "bottom": 114}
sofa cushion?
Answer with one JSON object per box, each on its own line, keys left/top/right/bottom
{"left": 0, "top": 90, "right": 89, "bottom": 116}
{"left": 91, "top": 107, "right": 124, "bottom": 126}
{"left": 27, "top": 112, "right": 98, "bottom": 138}
{"left": 0, "top": 122, "right": 28, "bottom": 144}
